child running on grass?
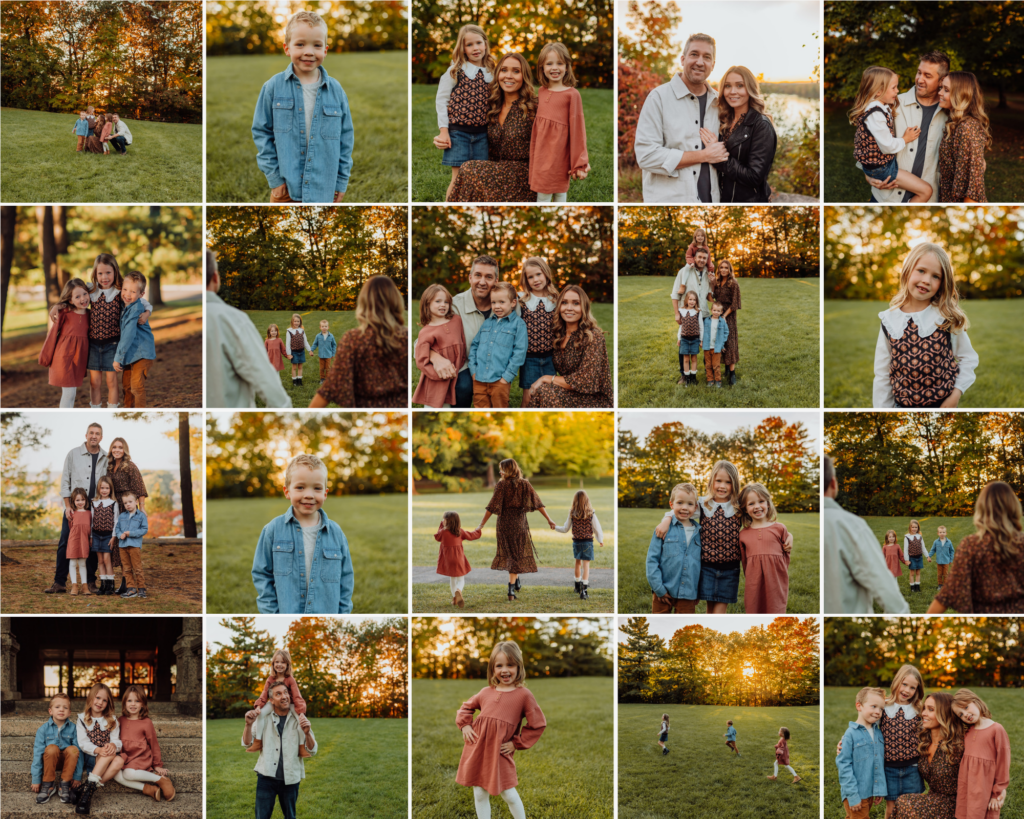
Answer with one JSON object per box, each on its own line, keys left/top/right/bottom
{"left": 285, "top": 314, "right": 312, "bottom": 387}
{"left": 882, "top": 530, "right": 908, "bottom": 579}
{"left": 517, "top": 257, "right": 558, "bottom": 408}
{"left": 768, "top": 727, "right": 801, "bottom": 783}
{"left": 249, "top": 649, "right": 311, "bottom": 758}
{"left": 646, "top": 482, "right": 701, "bottom": 613}
{"left": 265, "top": 324, "right": 292, "bottom": 372}
{"left": 903, "top": 520, "right": 925, "bottom": 594}
{"left": 455, "top": 641, "right": 546, "bottom": 819}
{"left": 435, "top": 510, "right": 481, "bottom": 609}
{"left": 66, "top": 488, "right": 93, "bottom": 596}
{"left": 836, "top": 687, "right": 887, "bottom": 819}
{"left": 658, "top": 714, "right": 670, "bottom": 756}
{"left": 676, "top": 289, "right": 703, "bottom": 388}
{"left": 928, "top": 525, "right": 955, "bottom": 589}
{"left": 724, "top": 720, "right": 741, "bottom": 757}
{"left": 553, "top": 488, "right": 603, "bottom": 600}
{"left": 414, "top": 284, "right": 466, "bottom": 409}
{"left": 529, "top": 42, "right": 589, "bottom": 202}
{"left": 951, "top": 689, "right": 1010, "bottom": 819}
{"left": 72, "top": 112, "right": 90, "bottom": 151}
{"left": 738, "top": 482, "right": 792, "bottom": 614}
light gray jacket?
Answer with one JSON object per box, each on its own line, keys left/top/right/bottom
{"left": 243, "top": 707, "right": 317, "bottom": 785}
{"left": 61, "top": 444, "right": 108, "bottom": 500}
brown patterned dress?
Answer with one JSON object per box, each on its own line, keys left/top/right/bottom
{"left": 487, "top": 478, "right": 544, "bottom": 575}
{"left": 938, "top": 117, "right": 987, "bottom": 203}
{"left": 712, "top": 276, "right": 741, "bottom": 367}
{"left": 448, "top": 103, "right": 536, "bottom": 203}
{"left": 518, "top": 295, "right": 555, "bottom": 354}
{"left": 891, "top": 745, "right": 962, "bottom": 819}
{"left": 529, "top": 328, "right": 613, "bottom": 408}
{"left": 107, "top": 459, "right": 148, "bottom": 569}
{"left": 881, "top": 707, "right": 922, "bottom": 767}
{"left": 316, "top": 326, "right": 409, "bottom": 408}
{"left": 883, "top": 319, "right": 959, "bottom": 408}
{"left": 934, "top": 532, "right": 1024, "bottom": 613}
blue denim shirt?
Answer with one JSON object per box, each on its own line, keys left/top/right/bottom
{"left": 837, "top": 721, "right": 887, "bottom": 807}
{"left": 72, "top": 118, "right": 90, "bottom": 136}
{"left": 32, "top": 717, "right": 84, "bottom": 784}
{"left": 928, "top": 538, "right": 955, "bottom": 563}
{"left": 646, "top": 515, "right": 701, "bottom": 599}
{"left": 252, "top": 63, "right": 354, "bottom": 202}
{"left": 113, "top": 509, "right": 148, "bottom": 547}
{"left": 726, "top": 725, "right": 737, "bottom": 741}
{"left": 310, "top": 332, "right": 337, "bottom": 359}
{"left": 114, "top": 298, "right": 156, "bottom": 365}
{"left": 469, "top": 313, "right": 528, "bottom": 384}
{"left": 252, "top": 506, "right": 354, "bottom": 614}
{"left": 702, "top": 316, "right": 730, "bottom": 353}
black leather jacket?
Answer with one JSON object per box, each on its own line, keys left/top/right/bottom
{"left": 717, "top": 112, "right": 777, "bottom": 203}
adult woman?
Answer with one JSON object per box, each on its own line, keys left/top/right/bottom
{"left": 106, "top": 437, "right": 148, "bottom": 595}
{"left": 891, "top": 693, "right": 965, "bottom": 819}
{"left": 711, "top": 260, "right": 742, "bottom": 385}
{"left": 529, "top": 285, "right": 613, "bottom": 408}
{"left": 937, "top": 72, "right": 990, "bottom": 203}
{"left": 704, "top": 66, "right": 777, "bottom": 202}
{"left": 447, "top": 53, "right": 537, "bottom": 203}
{"left": 311, "top": 276, "right": 408, "bottom": 408}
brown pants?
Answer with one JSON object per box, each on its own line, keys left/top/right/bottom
{"left": 472, "top": 379, "right": 510, "bottom": 408}
{"left": 843, "top": 799, "right": 873, "bottom": 819}
{"left": 42, "top": 744, "right": 79, "bottom": 783}
{"left": 76, "top": 136, "right": 86, "bottom": 152}
{"left": 319, "top": 357, "right": 331, "bottom": 379}
{"left": 652, "top": 593, "right": 697, "bottom": 613}
{"left": 936, "top": 563, "right": 948, "bottom": 584}
{"left": 121, "top": 358, "right": 154, "bottom": 408}
{"left": 704, "top": 350, "right": 722, "bottom": 382}
{"left": 121, "top": 546, "right": 145, "bottom": 590}
{"left": 270, "top": 187, "right": 297, "bottom": 204}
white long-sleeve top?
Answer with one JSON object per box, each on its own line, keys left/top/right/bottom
{"left": 873, "top": 305, "right": 978, "bottom": 408}
{"left": 554, "top": 512, "right": 604, "bottom": 543}
{"left": 76, "top": 712, "right": 122, "bottom": 755}
{"left": 434, "top": 63, "right": 493, "bottom": 128}
{"left": 676, "top": 308, "right": 703, "bottom": 344}
{"left": 862, "top": 101, "right": 906, "bottom": 156}
{"left": 286, "top": 326, "right": 312, "bottom": 352}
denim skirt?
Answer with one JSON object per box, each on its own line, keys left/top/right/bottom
{"left": 87, "top": 339, "right": 118, "bottom": 372}
{"left": 442, "top": 129, "right": 489, "bottom": 167}
{"left": 678, "top": 336, "right": 700, "bottom": 355}
{"left": 698, "top": 563, "right": 740, "bottom": 604}
{"left": 572, "top": 539, "right": 594, "bottom": 561}
{"left": 290, "top": 348, "right": 306, "bottom": 364}
{"left": 884, "top": 763, "right": 923, "bottom": 800}
{"left": 909, "top": 554, "right": 924, "bottom": 571}
{"left": 862, "top": 156, "right": 899, "bottom": 181}
{"left": 520, "top": 352, "right": 555, "bottom": 388}
{"left": 91, "top": 532, "right": 112, "bottom": 553}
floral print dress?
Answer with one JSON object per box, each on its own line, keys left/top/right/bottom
{"left": 487, "top": 478, "right": 544, "bottom": 574}
{"left": 891, "top": 745, "right": 962, "bottom": 819}
{"left": 529, "top": 328, "right": 613, "bottom": 408}
{"left": 712, "top": 276, "right": 742, "bottom": 367}
{"left": 938, "top": 117, "right": 987, "bottom": 203}
{"left": 449, "top": 104, "right": 536, "bottom": 203}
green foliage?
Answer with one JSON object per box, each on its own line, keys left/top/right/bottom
{"left": 204, "top": 53, "right": 408, "bottom": 203}
{"left": 617, "top": 0, "right": 683, "bottom": 79}
{"left": 0, "top": 413, "right": 52, "bottom": 538}
{"left": 205, "top": 617, "right": 277, "bottom": 718}
{"left": 618, "top": 617, "right": 664, "bottom": 702}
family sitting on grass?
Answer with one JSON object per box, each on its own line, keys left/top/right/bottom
{"left": 71, "top": 107, "right": 132, "bottom": 155}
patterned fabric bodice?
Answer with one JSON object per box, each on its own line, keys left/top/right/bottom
{"left": 89, "top": 295, "right": 123, "bottom": 342}
{"left": 92, "top": 503, "right": 116, "bottom": 533}
{"left": 881, "top": 708, "right": 922, "bottom": 764}
{"left": 883, "top": 319, "right": 958, "bottom": 407}
{"left": 700, "top": 505, "right": 742, "bottom": 563}
{"left": 854, "top": 106, "right": 895, "bottom": 166}
{"left": 907, "top": 535, "right": 924, "bottom": 557}
{"left": 84, "top": 718, "right": 111, "bottom": 747}
{"left": 290, "top": 328, "right": 306, "bottom": 351}
{"left": 447, "top": 68, "right": 490, "bottom": 128}
{"left": 679, "top": 311, "right": 701, "bottom": 338}
{"left": 571, "top": 515, "right": 593, "bottom": 540}
{"left": 521, "top": 301, "right": 555, "bottom": 353}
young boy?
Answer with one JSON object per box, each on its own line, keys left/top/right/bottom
{"left": 468, "top": 282, "right": 527, "bottom": 408}
{"left": 31, "top": 693, "right": 83, "bottom": 804}
{"left": 251, "top": 453, "right": 354, "bottom": 613}
{"left": 646, "top": 482, "right": 701, "bottom": 613}
{"left": 724, "top": 719, "right": 741, "bottom": 757}
{"left": 836, "top": 687, "right": 887, "bottom": 819}
{"left": 702, "top": 301, "right": 730, "bottom": 389}
{"left": 71, "top": 112, "right": 90, "bottom": 152}
{"left": 927, "top": 526, "right": 955, "bottom": 588}
{"left": 85, "top": 105, "right": 97, "bottom": 138}
{"left": 112, "top": 491, "right": 149, "bottom": 599}
{"left": 113, "top": 271, "right": 156, "bottom": 408}
{"left": 309, "top": 320, "right": 337, "bottom": 385}
{"left": 251, "top": 10, "right": 354, "bottom": 204}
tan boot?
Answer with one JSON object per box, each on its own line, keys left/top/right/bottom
{"left": 454, "top": 590, "right": 465, "bottom": 609}
{"left": 142, "top": 783, "right": 161, "bottom": 802}
{"left": 81, "top": 583, "right": 92, "bottom": 595}
{"left": 69, "top": 584, "right": 79, "bottom": 596}
{"left": 156, "top": 776, "right": 175, "bottom": 802}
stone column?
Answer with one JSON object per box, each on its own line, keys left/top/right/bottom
{"left": 1, "top": 617, "right": 21, "bottom": 714}
{"left": 172, "top": 617, "right": 202, "bottom": 717}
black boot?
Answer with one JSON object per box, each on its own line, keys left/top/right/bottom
{"left": 574, "top": 580, "right": 581, "bottom": 594}
{"left": 115, "top": 576, "right": 127, "bottom": 595}
{"left": 507, "top": 582, "right": 517, "bottom": 601}
{"left": 514, "top": 576, "right": 521, "bottom": 591}
{"left": 75, "top": 780, "right": 97, "bottom": 815}
{"left": 728, "top": 369, "right": 737, "bottom": 386}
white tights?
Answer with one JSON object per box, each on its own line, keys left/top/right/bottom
{"left": 473, "top": 786, "right": 526, "bottom": 819}
{"left": 115, "top": 769, "right": 161, "bottom": 791}
{"left": 535, "top": 192, "right": 567, "bottom": 203}
{"left": 69, "top": 559, "right": 87, "bottom": 583}
{"left": 774, "top": 761, "right": 797, "bottom": 777}
{"left": 449, "top": 576, "right": 465, "bottom": 595}
{"left": 60, "top": 387, "right": 78, "bottom": 408}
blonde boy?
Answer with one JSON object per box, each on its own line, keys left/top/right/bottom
{"left": 113, "top": 271, "right": 156, "bottom": 407}
{"left": 836, "top": 687, "right": 887, "bottom": 818}
{"left": 309, "top": 319, "right": 337, "bottom": 384}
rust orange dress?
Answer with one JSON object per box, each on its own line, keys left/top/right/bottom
{"left": 265, "top": 337, "right": 289, "bottom": 372}
{"left": 67, "top": 510, "right": 92, "bottom": 560}
{"left": 413, "top": 315, "right": 467, "bottom": 407}
{"left": 738, "top": 522, "right": 790, "bottom": 614}
{"left": 455, "top": 686, "right": 546, "bottom": 795}
{"left": 883, "top": 543, "right": 907, "bottom": 577}
{"left": 435, "top": 526, "right": 481, "bottom": 577}
{"left": 529, "top": 87, "right": 588, "bottom": 195}
{"left": 46, "top": 311, "right": 90, "bottom": 388}
{"left": 957, "top": 722, "right": 1010, "bottom": 819}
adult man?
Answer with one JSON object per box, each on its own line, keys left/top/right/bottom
{"left": 633, "top": 34, "right": 728, "bottom": 203}
{"left": 863, "top": 52, "right": 949, "bottom": 203}
{"left": 43, "top": 424, "right": 107, "bottom": 595}
{"left": 242, "top": 681, "right": 317, "bottom": 819}
{"left": 669, "top": 247, "right": 714, "bottom": 322}
{"left": 109, "top": 114, "right": 132, "bottom": 155}
{"left": 205, "top": 249, "right": 292, "bottom": 408}
{"left": 823, "top": 456, "right": 909, "bottom": 614}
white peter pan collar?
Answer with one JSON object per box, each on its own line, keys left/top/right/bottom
{"left": 93, "top": 499, "right": 116, "bottom": 507}
{"left": 459, "top": 63, "right": 492, "bottom": 81}
{"left": 519, "top": 292, "right": 555, "bottom": 312}
{"left": 884, "top": 703, "right": 918, "bottom": 718}
{"left": 679, "top": 308, "right": 700, "bottom": 316}
{"left": 90, "top": 287, "right": 120, "bottom": 303}
{"left": 879, "top": 305, "right": 945, "bottom": 339}
{"left": 700, "top": 496, "right": 736, "bottom": 517}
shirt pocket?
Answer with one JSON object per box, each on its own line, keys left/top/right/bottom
{"left": 320, "top": 545, "right": 343, "bottom": 581}
{"left": 272, "top": 541, "right": 294, "bottom": 576}
{"left": 273, "top": 97, "right": 294, "bottom": 133}
{"left": 320, "top": 105, "right": 343, "bottom": 139}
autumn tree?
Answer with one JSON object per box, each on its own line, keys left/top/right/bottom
{"left": 0, "top": 413, "right": 53, "bottom": 540}
{"left": 205, "top": 618, "right": 276, "bottom": 718}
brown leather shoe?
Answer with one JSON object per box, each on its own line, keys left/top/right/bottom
{"left": 454, "top": 590, "right": 465, "bottom": 609}
{"left": 142, "top": 783, "right": 161, "bottom": 802}
{"left": 156, "top": 777, "right": 175, "bottom": 802}
{"left": 43, "top": 582, "right": 67, "bottom": 594}
{"left": 676, "top": 375, "right": 685, "bottom": 385}
{"left": 87, "top": 582, "right": 98, "bottom": 595}
{"left": 81, "top": 584, "right": 92, "bottom": 595}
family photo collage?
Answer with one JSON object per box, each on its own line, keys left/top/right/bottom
{"left": 1, "top": 1, "right": 1022, "bottom": 819}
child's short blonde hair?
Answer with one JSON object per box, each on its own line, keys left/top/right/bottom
{"left": 856, "top": 686, "right": 886, "bottom": 706}
{"left": 123, "top": 270, "right": 147, "bottom": 293}
{"left": 285, "top": 10, "right": 328, "bottom": 44}
{"left": 487, "top": 641, "right": 526, "bottom": 688}
{"left": 669, "top": 483, "right": 698, "bottom": 505}
{"left": 490, "top": 281, "right": 518, "bottom": 303}
{"left": 952, "top": 688, "right": 992, "bottom": 719}
{"left": 285, "top": 453, "right": 328, "bottom": 486}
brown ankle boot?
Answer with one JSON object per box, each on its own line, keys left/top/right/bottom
{"left": 156, "top": 777, "right": 175, "bottom": 802}
{"left": 298, "top": 743, "right": 312, "bottom": 759}
{"left": 81, "top": 583, "right": 92, "bottom": 595}
{"left": 69, "top": 583, "right": 79, "bottom": 596}
{"left": 142, "top": 783, "right": 161, "bottom": 802}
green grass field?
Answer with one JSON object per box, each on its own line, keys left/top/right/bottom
{"left": 617, "top": 276, "right": 821, "bottom": 408}
{"left": 616, "top": 510, "right": 820, "bottom": 614}
{"left": 412, "top": 677, "right": 613, "bottom": 818}
{"left": 207, "top": 718, "right": 407, "bottom": 819}
{"left": 824, "top": 104, "right": 1024, "bottom": 203}
{"left": 205, "top": 495, "right": 407, "bottom": 613}
{"left": 824, "top": 299, "right": 1024, "bottom": 408}
{"left": 618, "top": 704, "right": 820, "bottom": 819}
{"left": 410, "top": 300, "right": 613, "bottom": 408}
{"left": 411, "top": 84, "right": 614, "bottom": 202}
{"left": 206, "top": 54, "right": 408, "bottom": 203}
{"left": 824, "top": 687, "right": 1023, "bottom": 819}
{"left": 0, "top": 108, "right": 202, "bottom": 202}
{"left": 241, "top": 310, "right": 366, "bottom": 408}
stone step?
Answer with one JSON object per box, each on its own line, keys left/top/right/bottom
{"left": 1, "top": 719, "right": 200, "bottom": 739}
{"left": 0, "top": 762, "right": 202, "bottom": 794}
{"left": 1, "top": 738, "right": 200, "bottom": 764}
{"left": 1, "top": 792, "right": 202, "bottom": 819}
{"left": 12, "top": 702, "right": 183, "bottom": 717}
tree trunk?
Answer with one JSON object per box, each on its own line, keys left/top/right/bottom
{"left": 148, "top": 205, "right": 164, "bottom": 305}
{"left": 178, "top": 413, "right": 197, "bottom": 537}
{"left": 53, "top": 205, "right": 69, "bottom": 291}
{"left": 36, "top": 206, "right": 59, "bottom": 312}
{"left": 997, "top": 82, "right": 1007, "bottom": 110}
{"left": 486, "top": 460, "right": 495, "bottom": 488}
{"left": 1, "top": 206, "right": 17, "bottom": 332}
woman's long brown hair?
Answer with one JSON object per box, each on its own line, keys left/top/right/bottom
{"left": 487, "top": 53, "right": 537, "bottom": 125}
{"left": 356, "top": 275, "right": 406, "bottom": 355}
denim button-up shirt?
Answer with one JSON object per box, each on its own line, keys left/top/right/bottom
{"left": 646, "top": 515, "right": 701, "bottom": 599}
{"left": 252, "top": 506, "right": 354, "bottom": 614}
{"left": 113, "top": 509, "right": 148, "bottom": 547}
{"left": 73, "top": 118, "right": 90, "bottom": 136}
{"left": 32, "top": 717, "right": 84, "bottom": 784}
{"left": 702, "top": 316, "right": 730, "bottom": 353}
{"left": 115, "top": 299, "right": 156, "bottom": 366}
{"left": 468, "top": 313, "right": 528, "bottom": 384}
{"left": 837, "top": 721, "right": 887, "bottom": 807}
{"left": 928, "top": 538, "right": 955, "bottom": 564}
{"left": 252, "top": 63, "right": 354, "bottom": 203}
{"left": 310, "top": 332, "right": 337, "bottom": 359}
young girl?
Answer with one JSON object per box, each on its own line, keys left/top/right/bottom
{"left": 874, "top": 242, "right": 978, "bottom": 409}
{"left": 74, "top": 683, "right": 126, "bottom": 809}
{"left": 99, "top": 114, "right": 113, "bottom": 155}
{"left": 455, "top": 641, "right": 546, "bottom": 819}
{"left": 265, "top": 324, "right": 291, "bottom": 372}
{"left": 882, "top": 529, "right": 908, "bottom": 579}
{"left": 529, "top": 42, "right": 589, "bottom": 203}
{"left": 40, "top": 279, "right": 91, "bottom": 407}
{"left": 848, "top": 66, "right": 931, "bottom": 202}
{"left": 435, "top": 510, "right": 481, "bottom": 609}
{"left": 767, "top": 727, "right": 801, "bottom": 783}
{"left": 115, "top": 686, "right": 174, "bottom": 802}
{"left": 951, "top": 689, "right": 1010, "bottom": 819}
{"left": 685, "top": 228, "right": 715, "bottom": 276}
{"left": 658, "top": 714, "right": 670, "bottom": 756}
{"left": 476, "top": 458, "right": 558, "bottom": 602}
{"left": 286, "top": 314, "right": 311, "bottom": 386}
{"left": 517, "top": 258, "right": 559, "bottom": 408}
{"left": 250, "top": 649, "right": 311, "bottom": 758}
{"left": 554, "top": 489, "right": 604, "bottom": 600}
{"left": 67, "top": 487, "right": 93, "bottom": 596}
{"left": 434, "top": 24, "right": 496, "bottom": 202}
{"left": 676, "top": 289, "right": 703, "bottom": 387}
{"left": 91, "top": 476, "right": 120, "bottom": 596}
{"left": 904, "top": 520, "right": 925, "bottom": 594}
{"left": 414, "top": 284, "right": 466, "bottom": 409}
{"left": 738, "top": 483, "right": 792, "bottom": 614}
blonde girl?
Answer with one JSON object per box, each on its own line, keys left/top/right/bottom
{"left": 937, "top": 72, "right": 991, "bottom": 203}
{"left": 849, "top": 66, "right": 931, "bottom": 201}
{"left": 434, "top": 510, "right": 481, "bottom": 608}
{"left": 554, "top": 488, "right": 604, "bottom": 599}
{"left": 517, "top": 257, "right": 559, "bottom": 407}
{"left": 685, "top": 228, "right": 714, "bottom": 273}
{"left": 658, "top": 713, "right": 670, "bottom": 755}
{"left": 115, "top": 686, "right": 174, "bottom": 802}
{"left": 65, "top": 487, "right": 92, "bottom": 595}
{"left": 874, "top": 242, "right": 977, "bottom": 409}
{"left": 285, "top": 314, "right": 311, "bottom": 385}
{"left": 39, "top": 278, "right": 92, "bottom": 407}
{"left": 676, "top": 289, "right": 702, "bottom": 387}
{"left": 455, "top": 641, "right": 546, "bottom": 819}
{"left": 91, "top": 476, "right": 120, "bottom": 596}
{"left": 950, "top": 689, "right": 1010, "bottom": 819}
{"left": 737, "top": 483, "right": 793, "bottom": 614}
{"left": 529, "top": 42, "right": 589, "bottom": 202}
{"left": 903, "top": 520, "right": 926, "bottom": 592}
{"left": 264, "top": 323, "right": 291, "bottom": 373}
{"left": 414, "top": 283, "right": 466, "bottom": 409}
{"left": 74, "top": 683, "right": 125, "bottom": 805}
{"left": 434, "top": 24, "right": 496, "bottom": 201}
{"left": 249, "top": 649, "right": 311, "bottom": 758}
{"left": 882, "top": 529, "right": 908, "bottom": 578}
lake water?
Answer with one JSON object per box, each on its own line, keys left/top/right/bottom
{"left": 765, "top": 93, "right": 819, "bottom": 137}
